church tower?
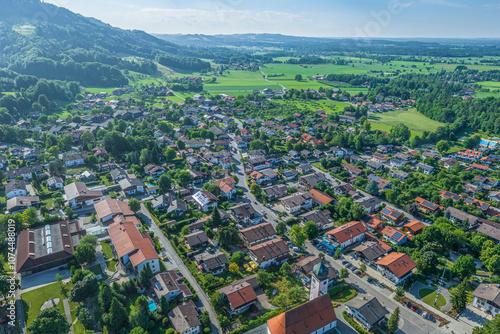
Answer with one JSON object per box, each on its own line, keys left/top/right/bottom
{"left": 310, "top": 261, "right": 329, "bottom": 300}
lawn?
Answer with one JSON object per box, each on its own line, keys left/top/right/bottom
{"left": 87, "top": 264, "right": 107, "bottom": 280}
{"left": 328, "top": 284, "right": 358, "bottom": 303}
{"left": 106, "top": 260, "right": 117, "bottom": 272}
{"left": 202, "top": 70, "right": 281, "bottom": 93}
{"left": 419, "top": 288, "right": 447, "bottom": 308}
{"left": 100, "top": 241, "right": 114, "bottom": 260}
{"left": 22, "top": 281, "right": 73, "bottom": 326}
{"left": 369, "top": 108, "right": 445, "bottom": 132}
{"left": 449, "top": 282, "right": 476, "bottom": 303}
{"left": 370, "top": 122, "right": 422, "bottom": 140}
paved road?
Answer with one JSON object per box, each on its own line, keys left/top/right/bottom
{"left": 259, "top": 67, "right": 287, "bottom": 92}
{"left": 63, "top": 299, "right": 74, "bottom": 334}
{"left": 138, "top": 203, "right": 221, "bottom": 333}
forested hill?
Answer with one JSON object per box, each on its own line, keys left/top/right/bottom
{"left": 0, "top": 0, "right": 211, "bottom": 87}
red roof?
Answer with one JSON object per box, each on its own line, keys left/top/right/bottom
{"left": 267, "top": 294, "right": 337, "bottom": 334}
{"left": 309, "top": 189, "right": 335, "bottom": 206}
{"left": 376, "top": 252, "right": 416, "bottom": 279}
{"left": 404, "top": 220, "right": 425, "bottom": 234}
{"left": 472, "top": 163, "right": 489, "bottom": 171}
{"left": 327, "top": 221, "right": 366, "bottom": 243}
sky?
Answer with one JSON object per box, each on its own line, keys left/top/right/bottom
{"left": 42, "top": 0, "right": 500, "bottom": 38}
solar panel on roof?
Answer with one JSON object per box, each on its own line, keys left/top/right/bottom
{"left": 422, "top": 200, "right": 436, "bottom": 209}
{"left": 382, "top": 208, "right": 391, "bottom": 215}
{"left": 392, "top": 232, "right": 403, "bottom": 240}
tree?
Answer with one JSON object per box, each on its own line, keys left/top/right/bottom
{"left": 128, "top": 198, "right": 141, "bottom": 213}
{"left": 452, "top": 255, "right": 476, "bottom": 279}
{"left": 80, "top": 234, "right": 98, "bottom": 247}
{"left": 217, "top": 226, "right": 240, "bottom": 247}
{"left": 49, "top": 159, "right": 66, "bottom": 177}
{"left": 74, "top": 243, "right": 96, "bottom": 266}
{"left": 303, "top": 221, "right": 319, "bottom": 239}
{"left": 140, "top": 263, "right": 154, "bottom": 288}
{"left": 160, "top": 295, "right": 169, "bottom": 315}
{"left": 359, "top": 263, "right": 366, "bottom": 273}
{"left": 365, "top": 180, "right": 379, "bottom": 195}
{"left": 28, "top": 307, "right": 70, "bottom": 334}
{"left": 229, "top": 263, "right": 239, "bottom": 274}
{"left": 158, "top": 174, "right": 172, "bottom": 193}
{"left": 295, "top": 74, "right": 303, "bottom": 81}
{"left": 166, "top": 148, "right": 177, "bottom": 161}
{"left": 69, "top": 273, "right": 99, "bottom": 303}
{"left": 340, "top": 268, "right": 349, "bottom": 278}
{"left": 129, "top": 295, "right": 150, "bottom": 330}
{"left": 451, "top": 280, "right": 468, "bottom": 313}
{"left": 257, "top": 269, "right": 271, "bottom": 286}
{"left": 387, "top": 307, "right": 400, "bottom": 333}
{"left": 290, "top": 225, "right": 306, "bottom": 247}
{"left": 65, "top": 206, "right": 75, "bottom": 220}
{"left": 106, "top": 297, "right": 128, "bottom": 332}
{"left": 177, "top": 171, "right": 194, "bottom": 186}
{"left": 78, "top": 307, "right": 93, "bottom": 331}
{"left": 207, "top": 206, "right": 222, "bottom": 227}
{"left": 276, "top": 221, "right": 287, "bottom": 236}
{"left": 335, "top": 248, "right": 341, "bottom": 258}
{"left": 130, "top": 327, "right": 148, "bottom": 334}
{"left": 231, "top": 251, "right": 245, "bottom": 266}
{"left": 436, "top": 140, "right": 450, "bottom": 154}
{"left": 0, "top": 275, "right": 11, "bottom": 300}
{"left": 250, "top": 183, "right": 262, "bottom": 197}
{"left": 318, "top": 252, "right": 325, "bottom": 260}
{"left": 177, "top": 140, "right": 186, "bottom": 150}
{"left": 280, "top": 262, "right": 292, "bottom": 277}
{"left": 396, "top": 286, "right": 405, "bottom": 297}
{"left": 99, "top": 282, "right": 114, "bottom": 313}
{"left": 249, "top": 140, "right": 265, "bottom": 151}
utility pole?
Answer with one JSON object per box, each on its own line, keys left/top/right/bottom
{"left": 434, "top": 263, "right": 447, "bottom": 306}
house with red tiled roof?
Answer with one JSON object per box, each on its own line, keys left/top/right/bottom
{"left": 455, "top": 149, "right": 482, "bottom": 162}
{"left": 108, "top": 220, "right": 160, "bottom": 275}
{"left": 472, "top": 163, "right": 489, "bottom": 172}
{"left": 267, "top": 294, "right": 337, "bottom": 334}
{"left": 326, "top": 221, "right": 366, "bottom": 248}
{"left": 217, "top": 281, "right": 258, "bottom": 315}
{"left": 465, "top": 197, "right": 491, "bottom": 211}
{"left": 375, "top": 252, "right": 416, "bottom": 285}
{"left": 439, "top": 190, "right": 462, "bottom": 202}
{"left": 381, "top": 226, "right": 407, "bottom": 246}
{"left": 403, "top": 221, "right": 425, "bottom": 235}
{"left": 213, "top": 177, "right": 237, "bottom": 199}
{"left": 309, "top": 189, "right": 335, "bottom": 207}
{"left": 415, "top": 197, "right": 441, "bottom": 213}
{"left": 94, "top": 199, "right": 135, "bottom": 223}
{"left": 362, "top": 214, "right": 385, "bottom": 233}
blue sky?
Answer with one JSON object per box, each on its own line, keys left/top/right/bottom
{"left": 43, "top": 0, "right": 499, "bottom": 38}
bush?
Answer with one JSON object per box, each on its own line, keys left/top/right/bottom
{"left": 342, "top": 311, "right": 370, "bottom": 334}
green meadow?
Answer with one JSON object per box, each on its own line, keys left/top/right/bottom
{"left": 369, "top": 108, "right": 445, "bottom": 132}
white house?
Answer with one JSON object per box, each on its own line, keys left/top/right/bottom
{"left": 6, "top": 179, "right": 28, "bottom": 199}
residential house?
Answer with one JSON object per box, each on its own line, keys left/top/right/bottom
{"left": 217, "top": 281, "right": 258, "bottom": 315}
{"left": 62, "top": 153, "right": 87, "bottom": 167}
{"left": 184, "top": 231, "right": 209, "bottom": 250}
{"left": 6, "top": 179, "right": 27, "bottom": 199}
{"left": 294, "top": 256, "right": 336, "bottom": 286}
{"left": 299, "top": 210, "right": 333, "bottom": 230}
{"left": 442, "top": 158, "right": 459, "bottom": 169}
{"left": 281, "top": 169, "right": 298, "bottom": 181}
{"left": 476, "top": 223, "right": 500, "bottom": 243}
{"left": 372, "top": 152, "right": 389, "bottom": 163}
{"left": 213, "top": 177, "right": 237, "bottom": 199}
{"left": 108, "top": 220, "right": 160, "bottom": 274}
{"left": 439, "top": 190, "right": 462, "bottom": 202}
{"left": 472, "top": 163, "right": 489, "bottom": 172}
{"left": 64, "top": 182, "right": 103, "bottom": 208}
{"left": 366, "top": 161, "right": 384, "bottom": 171}
{"left": 230, "top": 203, "right": 261, "bottom": 225}
{"left": 299, "top": 173, "right": 327, "bottom": 189}
{"left": 455, "top": 149, "right": 482, "bottom": 162}
{"left": 248, "top": 238, "right": 290, "bottom": 268}
{"left": 194, "top": 251, "right": 229, "bottom": 275}
{"left": 94, "top": 199, "right": 134, "bottom": 223}
{"left": 47, "top": 177, "right": 64, "bottom": 190}
{"left": 151, "top": 193, "right": 176, "bottom": 211}
{"left": 352, "top": 241, "right": 390, "bottom": 265}
{"left": 334, "top": 183, "right": 355, "bottom": 196}
{"left": 403, "top": 221, "right": 425, "bottom": 235}
{"left": 361, "top": 214, "right": 385, "bottom": 233}
{"left": 355, "top": 197, "right": 381, "bottom": 214}
{"left": 168, "top": 301, "right": 201, "bottom": 334}
{"left": 367, "top": 174, "right": 391, "bottom": 192}
{"left": 415, "top": 197, "right": 441, "bottom": 213}
{"left": 144, "top": 164, "right": 166, "bottom": 179}
{"left": 416, "top": 162, "right": 435, "bottom": 175}
{"left": 309, "top": 189, "right": 335, "bottom": 207}
{"left": 446, "top": 207, "right": 480, "bottom": 227}
{"left": 375, "top": 252, "right": 416, "bottom": 285}
{"left": 191, "top": 190, "right": 218, "bottom": 212}
{"left": 150, "top": 270, "right": 193, "bottom": 301}
{"left": 280, "top": 191, "right": 314, "bottom": 215}
{"left": 297, "top": 163, "right": 313, "bottom": 174}
{"left": 380, "top": 207, "right": 404, "bottom": 225}
{"left": 343, "top": 163, "right": 363, "bottom": 176}
{"left": 390, "top": 170, "right": 409, "bottom": 180}
{"left": 474, "top": 176, "right": 499, "bottom": 189}
{"left": 472, "top": 283, "right": 500, "bottom": 317}
{"left": 239, "top": 223, "right": 276, "bottom": 247}
{"left": 326, "top": 221, "right": 366, "bottom": 248}
{"left": 188, "top": 169, "right": 207, "bottom": 184}
{"left": 119, "top": 177, "right": 145, "bottom": 196}
{"left": 381, "top": 226, "right": 407, "bottom": 246}
{"left": 465, "top": 197, "right": 491, "bottom": 211}
{"left": 7, "top": 165, "right": 43, "bottom": 180}
{"left": 262, "top": 184, "right": 288, "bottom": 201}
{"left": 345, "top": 297, "right": 389, "bottom": 331}
{"left": 7, "top": 196, "right": 39, "bottom": 213}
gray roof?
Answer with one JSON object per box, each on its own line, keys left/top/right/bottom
{"left": 6, "top": 179, "right": 26, "bottom": 194}
{"left": 169, "top": 300, "right": 201, "bottom": 333}
{"left": 473, "top": 283, "right": 500, "bottom": 305}
{"left": 64, "top": 182, "right": 102, "bottom": 201}
{"left": 352, "top": 241, "right": 387, "bottom": 262}
{"left": 346, "top": 297, "right": 389, "bottom": 326}
{"left": 194, "top": 251, "right": 229, "bottom": 270}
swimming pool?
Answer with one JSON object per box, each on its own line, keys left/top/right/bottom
{"left": 480, "top": 139, "right": 498, "bottom": 147}
{"left": 148, "top": 300, "right": 158, "bottom": 312}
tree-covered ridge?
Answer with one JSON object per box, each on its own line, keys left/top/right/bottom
{"left": 0, "top": 0, "right": 211, "bottom": 86}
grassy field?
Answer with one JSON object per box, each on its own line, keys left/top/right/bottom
{"left": 369, "top": 108, "right": 445, "bottom": 132}
{"left": 370, "top": 122, "right": 422, "bottom": 140}
{"left": 100, "top": 241, "right": 114, "bottom": 260}
{"left": 203, "top": 70, "right": 281, "bottom": 94}
{"left": 275, "top": 99, "right": 351, "bottom": 114}
{"left": 22, "top": 281, "right": 75, "bottom": 325}
{"left": 419, "top": 288, "right": 447, "bottom": 308}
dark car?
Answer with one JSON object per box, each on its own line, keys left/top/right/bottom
{"left": 406, "top": 302, "right": 412, "bottom": 308}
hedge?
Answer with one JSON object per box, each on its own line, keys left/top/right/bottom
{"left": 342, "top": 311, "right": 370, "bottom": 334}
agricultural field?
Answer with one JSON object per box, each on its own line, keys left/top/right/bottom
{"left": 475, "top": 81, "right": 500, "bottom": 98}
{"left": 368, "top": 108, "right": 445, "bottom": 132}
{"left": 274, "top": 99, "right": 351, "bottom": 114}
{"left": 200, "top": 70, "right": 281, "bottom": 94}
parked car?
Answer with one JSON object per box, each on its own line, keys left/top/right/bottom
{"left": 292, "top": 247, "right": 300, "bottom": 252}
{"left": 422, "top": 312, "right": 428, "bottom": 319}
{"left": 406, "top": 302, "right": 412, "bottom": 309}
{"left": 342, "top": 260, "right": 348, "bottom": 265}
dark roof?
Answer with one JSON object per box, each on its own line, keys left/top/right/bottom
{"left": 345, "top": 297, "right": 389, "bottom": 326}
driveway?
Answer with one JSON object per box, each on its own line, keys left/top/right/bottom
{"left": 21, "top": 267, "right": 71, "bottom": 292}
